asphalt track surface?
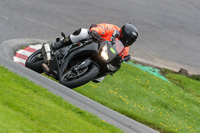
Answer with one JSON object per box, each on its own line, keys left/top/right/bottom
{"left": 0, "top": 0, "right": 200, "bottom": 74}
{"left": 0, "top": 39, "right": 159, "bottom": 133}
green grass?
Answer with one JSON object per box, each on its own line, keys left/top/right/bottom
{"left": 0, "top": 66, "right": 123, "bottom": 133}
{"left": 3, "top": 61, "right": 200, "bottom": 133}
{"left": 163, "top": 69, "right": 200, "bottom": 96}
{"left": 74, "top": 63, "right": 200, "bottom": 133}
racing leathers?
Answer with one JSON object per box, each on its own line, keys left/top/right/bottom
{"left": 89, "top": 23, "right": 130, "bottom": 59}
{"left": 52, "top": 23, "right": 130, "bottom": 59}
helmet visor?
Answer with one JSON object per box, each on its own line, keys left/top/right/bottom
{"left": 122, "top": 32, "right": 136, "bottom": 46}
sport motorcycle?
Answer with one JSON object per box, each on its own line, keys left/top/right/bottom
{"left": 25, "top": 31, "right": 130, "bottom": 88}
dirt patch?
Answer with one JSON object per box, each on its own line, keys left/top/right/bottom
{"left": 161, "top": 68, "right": 200, "bottom": 82}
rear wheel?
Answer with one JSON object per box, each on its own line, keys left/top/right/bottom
{"left": 25, "top": 49, "right": 44, "bottom": 73}
{"left": 59, "top": 63, "right": 99, "bottom": 89}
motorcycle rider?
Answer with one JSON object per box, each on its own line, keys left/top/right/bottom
{"left": 52, "top": 23, "right": 138, "bottom": 59}
{"left": 49, "top": 23, "right": 138, "bottom": 82}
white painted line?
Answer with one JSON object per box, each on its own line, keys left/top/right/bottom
{"left": 16, "top": 49, "right": 33, "bottom": 57}
{"left": 14, "top": 45, "right": 41, "bottom": 65}
{"left": 13, "top": 56, "right": 26, "bottom": 64}
{"left": 29, "top": 44, "right": 42, "bottom": 50}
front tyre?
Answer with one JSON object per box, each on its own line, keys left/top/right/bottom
{"left": 59, "top": 64, "right": 99, "bottom": 89}
{"left": 25, "top": 49, "right": 44, "bottom": 73}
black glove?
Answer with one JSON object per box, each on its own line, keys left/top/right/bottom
{"left": 89, "top": 30, "right": 102, "bottom": 42}
{"left": 123, "top": 55, "right": 131, "bottom": 62}
{"left": 120, "top": 55, "right": 131, "bottom": 63}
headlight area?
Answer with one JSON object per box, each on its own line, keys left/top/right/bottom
{"left": 100, "top": 45, "right": 109, "bottom": 61}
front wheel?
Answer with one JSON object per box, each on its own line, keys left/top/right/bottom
{"left": 25, "top": 49, "right": 44, "bottom": 73}
{"left": 59, "top": 64, "right": 99, "bottom": 89}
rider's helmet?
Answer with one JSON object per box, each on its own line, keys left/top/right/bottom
{"left": 120, "top": 23, "right": 138, "bottom": 47}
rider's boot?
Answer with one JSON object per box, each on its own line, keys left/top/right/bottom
{"left": 51, "top": 40, "right": 64, "bottom": 50}
{"left": 51, "top": 37, "right": 72, "bottom": 50}
{"left": 52, "top": 28, "right": 90, "bottom": 50}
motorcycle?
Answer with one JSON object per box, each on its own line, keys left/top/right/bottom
{"left": 25, "top": 30, "right": 130, "bottom": 88}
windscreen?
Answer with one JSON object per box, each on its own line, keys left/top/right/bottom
{"left": 115, "top": 39, "right": 124, "bottom": 54}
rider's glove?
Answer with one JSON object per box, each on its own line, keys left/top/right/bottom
{"left": 123, "top": 55, "right": 131, "bottom": 62}
{"left": 89, "top": 30, "right": 102, "bottom": 42}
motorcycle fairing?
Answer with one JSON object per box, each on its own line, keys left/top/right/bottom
{"left": 59, "top": 42, "right": 100, "bottom": 78}
{"left": 50, "top": 40, "right": 124, "bottom": 79}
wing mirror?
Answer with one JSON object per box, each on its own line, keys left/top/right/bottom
{"left": 112, "top": 30, "right": 120, "bottom": 38}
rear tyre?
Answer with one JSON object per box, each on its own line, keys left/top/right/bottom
{"left": 25, "top": 49, "right": 44, "bottom": 73}
{"left": 59, "top": 64, "right": 99, "bottom": 89}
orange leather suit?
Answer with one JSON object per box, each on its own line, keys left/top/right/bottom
{"left": 90, "top": 23, "right": 129, "bottom": 59}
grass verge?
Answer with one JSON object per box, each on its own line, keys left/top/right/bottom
{"left": 74, "top": 63, "right": 200, "bottom": 133}
{"left": 0, "top": 66, "right": 122, "bottom": 133}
